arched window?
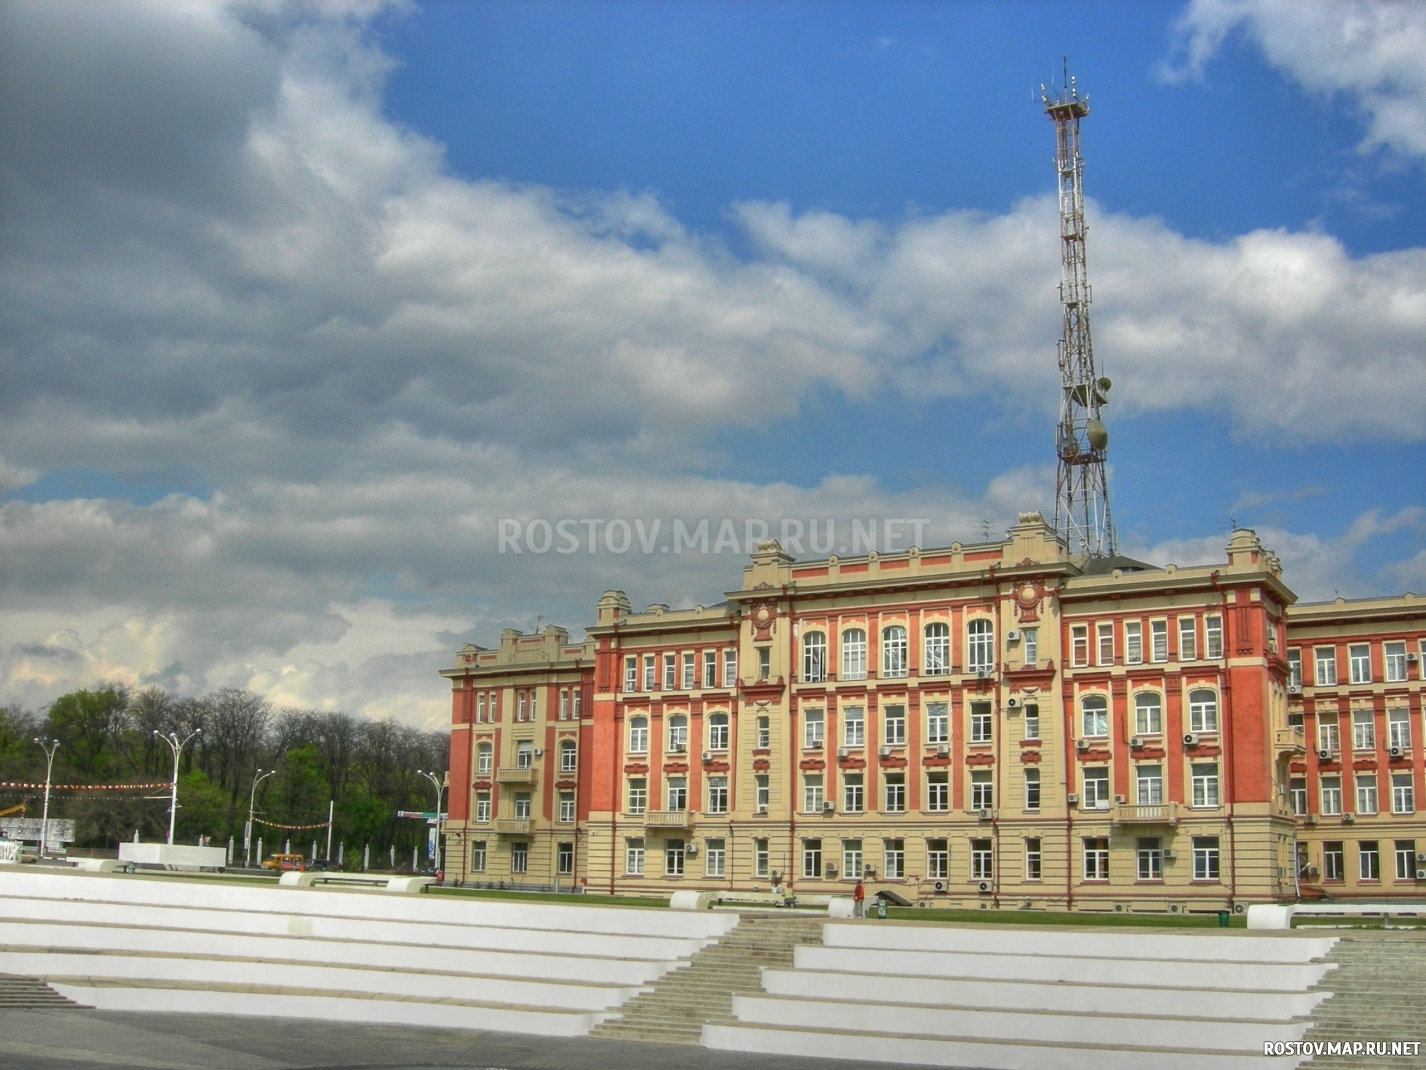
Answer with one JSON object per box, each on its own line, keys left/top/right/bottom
{"left": 1188, "top": 689, "right": 1219, "bottom": 733}
{"left": 559, "top": 739, "right": 577, "bottom": 772}
{"left": 1134, "top": 692, "right": 1162, "bottom": 735}
{"left": 628, "top": 715, "right": 648, "bottom": 754}
{"left": 667, "top": 714, "right": 688, "bottom": 752}
{"left": 924, "top": 622, "right": 950, "bottom": 675}
{"left": 966, "top": 618, "right": 995, "bottom": 674}
{"left": 707, "top": 712, "right": 730, "bottom": 751}
{"left": 802, "top": 632, "right": 827, "bottom": 682}
{"left": 882, "top": 626, "right": 908, "bottom": 678}
{"left": 841, "top": 628, "right": 867, "bottom": 680}
{"left": 476, "top": 742, "right": 492, "bottom": 776}
{"left": 1081, "top": 693, "right": 1109, "bottom": 737}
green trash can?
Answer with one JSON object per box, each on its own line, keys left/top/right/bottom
{"left": 1217, "top": 910, "right": 1230, "bottom": 928}
{"left": 876, "top": 898, "right": 887, "bottom": 920}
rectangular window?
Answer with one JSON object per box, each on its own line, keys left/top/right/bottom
{"left": 1081, "top": 697, "right": 1108, "bottom": 737}
{"left": 1024, "top": 838, "right": 1042, "bottom": 880}
{"left": 557, "top": 841, "right": 574, "bottom": 875}
{"left": 1318, "top": 714, "right": 1340, "bottom": 754}
{"left": 475, "top": 792, "right": 491, "bottom": 823}
{"left": 703, "top": 650, "right": 717, "bottom": 688}
{"left": 514, "top": 792, "right": 531, "bottom": 819}
{"left": 572, "top": 689, "right": 581, "bottom": 718}
{"left": 1150, "top": 620, "right": 1169, "bottom": 663}
{"left": 926, "top": 701, "right": 949, "bottom": 743}
{"left": 802, "top": 838, "right": 822, "bottom": 878}
{"left": 754, "top": 838, "right": 769, "bottom": 878}
{"left": 1192, "top": 836, "right": 1221, "bottom": 881}
{"left": 723, "top": 649, "right": 737, "bottom": 688}
{"left": 476, "top": 745, "right": 493, "bottom": 776}
{"left": 682, "top": 652, "right": 695, "bottom": 690}
{"left": 1349, "top": 644, "right": 1371, "bottom": 685}
{"left": 1287, "top": 649, "right": 1302, "bottom": 690}
{"left": 755, "top": 774, "right": 769, "bottom": 812}
{"left": 1137, "top": 837, "right": 1163, "bottom": 880}
{"left": 559, "top": 689, "right": 568, "bottom": 720}
{"left": 757, "top": 646, "right": 771, "bottom": 681}
{"left": 924, "top": 623, "right": 950, "bottom": 675}
{"left": 510, "top": 842, "right": 528, "bottom": 874}
{"left": 1023, "top": 628, "right": 1038, "bottom": 667}
{"left": 1136, "top": 765, "right": 1163, "bottom": 805}
{"left": 641, "top": 654, "right": 656, "bottom": 691}
{"left": 1385, "top": 641, "right": 1408, "bottom": 683}
{"left": 1083, "top": 837, "right": 1109, "bottom": 881}
{"left": 517, "top": 690, "right": 527, "bottom": 722}
{"left": 1395, "top": 840, "right": 1417, "bottom": 881}
{"left": 843, "top": 705, "right": 864, "bottom": 747}
{"left": 1320, "top": 776, "right": 1342, "bottom": 816}
{"left": 665, "top": 839, "right": 685, "bottom": 876}
{"left": 1082, "top": 769, "right": 1109, "bottom": 809}
{"left": 970, "top": 701, "right": 993, "bottom": 743}
{"left": 1191, "top": 763, "right": 1220, "bottom": 808}
{"left": 927, "top": 772, "right": 949, "bottom": 812}
{"left": 842, "top": 630, "right": 867, "bottom": 680}
{"left": 705, "top": 838, "right": 726, "bottom": 878}
{"left": 804, "top": 709, "right": 825, "bottom": 749}
{"left": 970, "top": 839, "right": 993, "bottom": 880}
{"left": 1389, "top": 708, "right": 1411, "bottom": 751}
{"left": 1315, "top": 647, "right": 1338, "bottom": 686}
{"left": 1023, "top": 768, "right": 1040, "bottom": 811}
{"left": 1290, "top": 778, "right": 1307, "bottom": 815}
{"left": 970, "top": 770, "right": 994, "bottom": 811}
{"left": 884, "top": 838, "right": 905, "bottom": 879}
{"left": 1135, "top": 693, "right": 1163, "bottom": 735}
{"left": 756, "top": 715, "right": 770, "bottom": 749}
{"left": 470, "top": 841, "right": 486, "bottom": 872}
{"left": 927, "top": 839, "right": 948, "bottom": 880}
{"left": 667, "top": 776, "right": 688, "bottom": 812}
{"left": 1353, "top": 709, "right": 1376, "bottom": 751}
{"left": 966, "top": 621, "right": 994, "bottom": 674}
{"left": 663, "top": 653, "right": 677, "bottom": 691}
{"left": 1070, "top": 624, "right": 1089, "bottom": 667}
{"left": 1356, "top": 773, "right": 1379, "bottom": 815}
{"left": 802, "top": 775, "right": 824, "bottom": 814}
{"left": 560, "top": 741, "right": 577, "bottom": 772}
{"left": 708, "top": 716, "right": 729, "bottom": 750}
{"left": 476, "top": 693, "right": 486, "bottom": 722}
{"left": 627, "top": 778, "right": 647, "bottom": 815}
{"left": 802, "top": 632, "right": 827, "bottom": 682}
{"left": 1125, "top": 621, "right": 1143, "bottom": 665}
{"left": 882, "top": 627, "right": 908, "bottom": 678}
{"left": 1322, "top": 841, "right": 1344, "bottom": 881}
{"left": 516, "top": 740, "right": 534, "bottom": 768}
{"left": 1358, "top": 841, "right": 1380, "bottom": 882}
{"left": 707, "top": 776, "right": 729, "bottom": 814}
{"left": 1188, "top": 690, "right": 1219, "bottom": 733}
{"left": 1392, "top": 773, "right": 1415, "bottom": 815}
{"left": 1023, "top": 703, "right": 1040, "bottom": 741}
{"left": 884, "top": 774, "right": 905, "bottom": 813}
{"left": 843, "top": 773, "right": 864, "bottom": 813}
{"left": 883, "top": 704, "right": 906, "bottom": 746}
{"left": 1178, "top": 617, "right": 1197, "bottom": 662}
{"left": 559, "top": 791, "right": 575, "bottom": 823}
{"left": 1205, "top": 615, "right": 1223, "bottom": 659}
{"left": 1097, "top": 622, "right": 1115, "bottom": 666}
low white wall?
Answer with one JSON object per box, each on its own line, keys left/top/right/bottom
{"left": 117, "top": 843, "right": 226, "bottom": 869}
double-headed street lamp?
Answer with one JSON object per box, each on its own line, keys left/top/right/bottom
{"left": 153, "top": 728, "right": 200, "bottom": 846}
{"left": 416, "top": 769, "right": 445, "bottom": 873}
{"left": 246, "top": 768, "right": 275, "bottom": 867}
{"left": 32, "top": 737, "right": 59, "bottom": 856}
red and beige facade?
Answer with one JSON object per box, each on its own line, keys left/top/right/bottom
{"left": 442, "top": 514, "right": 1426, "bottom": 913}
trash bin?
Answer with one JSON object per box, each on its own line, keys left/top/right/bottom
{"left": 876, "top": 898, "right": 887, "bottom": 920}
{"left": 1217, "top": 910, "right": 1230, "bottom": 928}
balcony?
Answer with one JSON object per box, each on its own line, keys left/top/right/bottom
{"left": 644, "top": 810, "right": 692, "bottom": 828}
{"left": 494, "top": 818, "right": 532, "bottom": 835}
{"left": 1274, "top": 727, "right": 1306, "bottom": 755}
{"left": 497, "top": 766, "right": 538, "bottom": 784}
{"left": 1112, "top": 802, "right": 1179, "bottom": 827}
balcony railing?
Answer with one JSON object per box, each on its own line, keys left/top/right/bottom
{"left": 1112, "top": 802, "right": 1179, "bottom": 826}
{"left": 644, "top": 810, "right": 692, "bottom": 828}
{"left": 1274, "top": 727, "right": 1306, "bottom": 755}
{"left": 494, "top": 818, "right": 532, "bottom": 835}
{"left": 496, "top": 766, "right": 538, "bottom": 784}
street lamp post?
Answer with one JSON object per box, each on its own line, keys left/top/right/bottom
{"left": 246, "top": 768, "right": 274, "bottom": 867}
{"left": 416, "top": 769, "right": 445, "bottom": 874}
{"left": 153, "top": 728, "right": 201, "bottom": 846}
{"left": 32, "top": 738, "right": 59, "bottom": 857}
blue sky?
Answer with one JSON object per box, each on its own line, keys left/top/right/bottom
{"left": 0, "top": 0, "right": 1422, "bottom": 723}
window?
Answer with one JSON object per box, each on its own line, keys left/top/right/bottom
{"left": 517, "top": 691, "right": 527, "bottom": 721}
{"left": 707, "top": 776, "right": 729, "bottom": 814}
{"left": 1137, "top": 837, "right": 1163, "bottom": 880}
{"left": 1318, "top": 714, "right": 1341, "bottom": 754}
{"left": 1023, "top": 628, "right": 1038, "bottom": 667}
{"left": 1320, "top": 776, "right": 1342, "bottom": 816}
{"left": 802, "top": 632, "right": 827, "bottom": 682}
{"left": 643, "top": 654, "right": 656, "bottom": 691}
{"left": 1315, "top": 646, "right": 1338, "bottom": 686}
{"left": 662, "top": 653, "right": 676, "bottom": 691}
{"left": 476, "top": 693, "right": 486, "bottom": 722}
{"left": 1082, "top": 769, "right": 1109, "bottom": 810}
{"left": 475, "top": 791, "right": 491, "bottom": 823}
{"left": 924, "top": 622, "right": 950, "bottom": 675}
{"left": 1024, "top": 768, "right": 1041, "bottom": 811}
{"left": 514, "top": 792, "right": 531, "bottom": 819}
{"left": 884, "top": 839, "right": 905, "bottom": 879}
{"left": 682, "top": 652, "right": 695, "bottom": 690}
{"left": 1136, "top": 765, "right": 1163, "bottom": 805}
{"left": 476, "top": 742, "right": 493, "bottom": 776}
{"left": 1097, "top": 622, "right": 1115, "bottom": 666}
{"left": 1205, "top": 615, "right": 1223, "bottom": 659}
{"left": 528, "top": 690, "right": 538, "bottom": 719}
{"left": 470, "top": 841, "right": 486, "bottom": 872}
{"left": 884, "top": 704, "right": 906, "bottom": 746}
{"left": 1178, "top": 617, "right": 1197, "bottom": 662}
{"left": 756, "top": 715, "right": 770, "bottom": 749}
{"left": 802, "top": 839, "right": 822, "bottom": 878}
{"left": 572, "top": 689, "right": 581, "bottom": 719}
{"left": 1083, "top": 838, "right": 1109, "bottom": 881}
{"left": 558, "top": 790, "right": 575, "bottom": 823}
{"left": 625, "top": 778, "right": 648, "bottom": 816}
{"left": 756, "top": 647, "right": 771, "bottom": 681}
{"left": 884, "top": 774, "right": 905, "bottom": 813}
{"left": 1151, "top": 620, "right": 1168, "bottom": 662}
{"left": 1392, "top": 773, "right": 1415, "bottom": 815}
{"left": 1267, "top": 618, "right": 1278, "bottom": 655}
{"left": 1389, "top": 708, "right": 1411, "bottom": 751}
{"left": 705, "top": 838, "right": 726, "bottom": 878}
{"left": 1322, "top": 841, "right": 1344, "bottom": 881}
{"left": 628, "top": 716, "right": 648, "bottom": 754}
{"left": 557, "top": 841, "right": 574, "bottom": 874}
{"left": 967, "top": 618, "right": 994, "bottom": 674}
{"left": 723, "top": 648, "right": 737, "bottom": 687}
{"left": 927, "top": 772, "right": 949, "bottom": 812}
{"left": 927, "top": 839, "right": 949, "bottom": 880}
{"left": 1134, "top": 692, "right": 1162, "bottom": 735}
{"left": 1081, "top": 694, "right": 1108, "bottom": 737}
{"left": 804, "top": 708, "right": 825, "bottom": 749}
{"left": 754, "top": 838, "right": 769, "bottom": 878}
{"left": 1023, "top": 703, "right": 1040, "bottom": 741}
{"left": 510, "top": 841, "right": 528, "bottom": 874}
{"left": 1356, "top": 773, "right": 1378, "bottom": 815}
{"left": 971, "top": 770, "right": 994, "bottom": 811}
{"left": 624, "top": 656, "right": 639, "bottom": 692}
{"left": 707, "top": 712, "right": 729, "bottom": 751}
{"left": 841, "top": 628, "right": 867, "bottom": 680}
{"left": 843, "top": 705, "right": 864, "bottom": 747}
{"left": 1290, "top": 778, "right": 1306, "bottom": 815}
{"left": 882, "top": 626, "right": 908, "bottom": 678}
{"left": 970, "top": 839, "right": 993, "bottom": 880}
{"left": 666, "top": 776, "right": 687, "bottom": 812}
{"left": 1359, "top": 841, "right": 1380, "bottom": 881}
{"left": 1191, "top": 763, "right": 1220, "bottom": 808}
{"left": 1395, "top": 840, "right": 1416, "bottom": 881}
{"left": 559, "top": 689, "right": 568, "bottom": 720}
{"left": 1349, "top": 644, "right": 1371, "bottom": 685}
{"left": 1287, "top": 649, "right": 1302, "bottom": 689}
{"left": 516, "top": 740, "right": 534, "bottom": 768}
{"left": 703, "top": 650, "right": 717, "bottom": 688}
{"left": 1188, "top": 688, "right": 1219, "bottom": 733}
{"left": 843, "top": 773, "right": 864, "bottom": 813}
{"left": 1352, "top": 709, "right": 1375, "bottom": 751}
{"left": 802, "top": 774, "right": 824, "bottom": 813}
{"left": 665, "top": 839, "right": 685, "bottom": 876}
{"left": 926, "top": 701, "right": 949, "bottom": 743}
{"left": 1192, "top": 836, "right": 1220, "bottom": 881}
{"left": 970, "top": 701, "right": 993, "bottom": 743}
{"left": 559, "top": 740, "right": 577, "bottom": 772}
{"left": 1385, "top": 641, "right": 1408, "bottom": 683}
{"left": 1070, "top": 624, "right": 1089, "bottom": 667}
{"left": 667, "top": 714, "right": 688, "bottom": 753}
{"left": 1125, "top": 621, "right": 1143, "bottom": 665}
{"left": 1024, "top": 838, "right": 1042, "bottom": 881}
{"left": 755, "top": 775, "right": 769, "bottom": 812}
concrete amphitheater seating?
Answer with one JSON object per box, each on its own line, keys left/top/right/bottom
{"left": 0, "top": 868, "right": 733, "bottom": 1035}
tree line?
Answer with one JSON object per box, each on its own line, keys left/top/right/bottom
{"left": 0, "top": 686, "right": 449, "bottom": 864}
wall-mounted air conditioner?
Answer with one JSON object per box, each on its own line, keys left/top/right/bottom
{"left": 878, "top": 746, "right": 891, "bottom": 758}
{"left": 1287, "top": 683, "right": 1302, "bottom": 694}
{"left": 1006, "top": 630, "right": 1021, "bottom": 643}
{"left": 937, "top": 744, "right": 950, "bottom": 756}
{"left": 836, "top": 747, "right": 849, "bottom": 759}
{"left": 1066, "top": 793, "right": 1079, "bottom": 804}
{"left": 1342, "top": 812, "right": 1356, "bottom": 823}
{"left": 822, "top": 800, "right": 835, "bottom": 813}
{"left": 1114, "top": 794, "right": 1126, "bottom": 805}
{"left": 978, "top": 808, "right": 992, "bottom": 820}
{"left": 684, "top": 843, "right": 698, "bottom": 856}
{"left": 1163, "top": 848, "right": 1176, "bottom": 860}
{"left": 1417, "top": 868, "right": 1426, "bottom": 880}
{"left": 977, "top": 881, "right": 991, "bottom": 894}
{"left": 1183, "top": 733, "right": 1199, "bottom": 746}
{"left": 1076, "top": 739, "right": 1090, "bottom": 751}
{"left": 1304, "top": 815, "right": 1318, "bottom": 825}
{"left": 1316, "top": 748, "right": 1333, "bottom": 761}
{"left": 1408, "top": 652, "right": 1420, "bottom": 663}
{"left": 825, "top": 863, "right": 838, "bottom": 877}
{"left": 1390, "top": 746, "right": 1404, "bottom": 758}
{"left": 1130, "top": 737, "right": 1144, "bottom": 749}
{"left": 701, "top": 750, "right": 712, "bottom": 762}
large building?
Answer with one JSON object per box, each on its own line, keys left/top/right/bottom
{"left": 441, "top": 515, "right": 1425, "bottom": 914}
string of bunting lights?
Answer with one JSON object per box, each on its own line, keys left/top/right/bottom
{"left": 0, "top": 781, "right": 171, "bottom": 791}
{"left": 252, "top": 817, "right": 330, "bottom": 830}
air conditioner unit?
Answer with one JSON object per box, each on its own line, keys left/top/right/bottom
{"left": 878, "top": 746, "right": 891, "bottom": 758}
{"left": 1114, "top": 794, "right": 1126, "bottom": 805}
{"left": 1416, "top": 852, "right": 1426, "bottom": 864}
{"left": 1317, "top": 748, "right": 1332, "bottom": 761}
{"left": 1390, "top": 746, "right": 1404, "bottom": 758}
{"left": 1233, "top": 903, "right": 1246, "bottom": 915}
{"left": 1006, "top": 697, "right": 1020, "bottom": 709}
{"left": 825, "top": 863, "right": 838, "bottom": 877}
{"left": 1408, "top": 652, "right": 1420, "bottom": 663}
{"left": 1287, "top": 683, "right": 1302, "bottom": 695}
{"left": 933, "top": 880, "right": 945, "bottom": 893}
{"left": 1130, "top": 736, "right": 1144, "bottom": 749}
{"left": 1006, "top": 630, "right": 1021, "bottom": 642}
{"left": 684, "top": 843, "right": 698, "bottom": 856}
{"left": 836, "top": 747, "right": 849, "bottom": 759}
{"left": 1342, "top": 812, "right": 1355, "bottom": 823}
{"left": 863, "top": 864, "right": 876, "bottom": 877}
{"left": 701, "top": 751, "right": 712, "bottom": 762}
{"left": 533, "top": 748, "right": 544, "bottom": 757}
{"left": 671, "top": 743, "right": 686, "bottom": 752}
{"left": 1066, "top": 793, "right": 1079, "bottom": 804}
{"left": 1163, "top": 848, "right": 1176, "bottom": 861}
{"left": 977, "top": 881, "right": 991, "bottom": 894}
{"left": 937, "top": 744, "right": 950, "bottom": 757}
{"left": 1417, "top": 869, "right": 1426, "bottom": 881}
{"left": 977, "top": 669, "right": 993, "bottom": 679}
{"left": 1304, "top": 815, "right": 1318, "bottom": 826}
{"left": 1183, "top": 733, "right": 1199, "bottom": 746}
{"left": 809, "top": 739, "right": 823, "bottom": 749}
{"left": 1076, "top": 739, "right": 1090, "bottom": 752}
{"left": 822, "top": 800, "right": 835, "bottom": 813}
{"left": 978, "top": 808, "right": 992, "bottom": 820}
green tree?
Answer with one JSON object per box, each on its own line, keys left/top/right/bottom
{"left": 45, "top": 686, "right": 128, "bottom": 780}
{"left": 273, "top": 743, "right": 329, "bottom": 827}
{"left": 173, "top": 768, "right": 231, "bottom": 843}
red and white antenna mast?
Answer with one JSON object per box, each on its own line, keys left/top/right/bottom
{"left": 1042, "top": 64, "right": 1116, "bottom": 558}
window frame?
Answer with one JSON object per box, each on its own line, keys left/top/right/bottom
{"left": 1187, "top": 688, "right": 1219, "bottom": 733}
{"left": 923, "top": 622, "right": 950, "bottom": 675}
{"left": 802, "top": 631, "right": 827, "bottom": 682}
{"left": 1348, "top": 644, "right": 1371, "bottom": 685}
{"left": 966, "top": 618, "right": 994, "bottom": 674}
{"left": 881, "top": 625, "right": 909, "bottom": 678}
{"left": 707, "top": 712, "right": 730, "bottom": 751}
{"left": 1384, "top": 641, "right": 1408, "bottom": 683}
{"left": 1134, "top": 691, "right": 1163, "bottom": 735}
{"left": 1080, "top": 693, "right": 1109, "bottom": 738}
{"left": 1124, "top": 620, "right": 1143, "bottom": 665}
{"left": 926, "top": 701, "right": 949, "bottom": 744}
{"left": 841, "top": 628, "right": 868, "bottom": 680}
{"left": 1314, "top": 646, "right": 1338, "bottom": 686}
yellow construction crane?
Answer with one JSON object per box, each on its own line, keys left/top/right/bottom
{"left": 0, "top": 801, "right": 27, "bottom": 819}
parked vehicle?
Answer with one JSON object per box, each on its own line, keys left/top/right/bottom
{"left": 260, "top": 853, "right": 306, "bottom": 871}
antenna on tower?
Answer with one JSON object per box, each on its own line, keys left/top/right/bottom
{"left": 1041, "top": 64, "right": 1116, "bottom": 559}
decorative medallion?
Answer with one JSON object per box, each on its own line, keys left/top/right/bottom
{"left": 749, "top": 599, "right": 778, "bottom": 641}
{"left": 1013, "top": 579, "right": 1047, "bottom": 623}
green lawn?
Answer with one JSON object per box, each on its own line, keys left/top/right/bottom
{"left": 427, "top": 886, "right": 670, "bottom": 909}
{"left": 882, "top": 905, "right": 1246, "bottom": 928}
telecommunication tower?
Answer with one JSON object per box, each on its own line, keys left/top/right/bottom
{"left": 1042, "top": 67, "right": 1116, "bottom": 558}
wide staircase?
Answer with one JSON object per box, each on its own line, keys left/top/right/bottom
{"left": 0, "top": 973, "right": 81, "bottom": 1009}
{"left": 590, "top": 913, "right": 823, "bottom": 1044}
{"left": 1300, "top": 928, "right": 1426, "bottom": 1069}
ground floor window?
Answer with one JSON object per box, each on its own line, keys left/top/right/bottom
{"left": 754, "top": 838, "right": 769, "bottom": 878}
{"left": 842, "top": 840, "right": 862, "bottom": 880}
{"left": 883, "top": 838, "right": 904, "bottom": 879}
{"left": 556, "top": 841, "right": 574, "bottom": 875}
{"left": 1136, "top": 837, "right": 1162, "bottom": 880}
{"left": 665, "top": 839, "right": 685, "bottom": 876}
{"left": 803, "top": 838, "right": 822, "bottom": 878}
{"left": 1192, "top": 836, "right": 1220, "bottom": 881}
{"left": 705, "top": 838, "right": 726, "bottom": 878}
{"left": 470, "top": 840, "right": 486, "bottom": 872}
{"left": 970, "top": 838, "right": 992, "bottom": 881}
{"left": 1024, "top": 838, "right": 1041, "bottom": 881}
{"left": 626, "top": 837, "right": 645, "bottom": 876}
{"left": 1395, "top": 840, "right": 1417, "bottom": 881}
{"left": 1083, "top": 837, "right": 1109, "bottom": 881}
{"left": 926, "top": 838, "right": 948, "bottom": 879}
{"left": 510, "top": 841, "right": 528, "bottom": 874}
{"left": 1358, "top": 841, "right": 1380, "bottom": 882}
{"left": 1322, "top": 841, "right": 1344, "bottom": 881}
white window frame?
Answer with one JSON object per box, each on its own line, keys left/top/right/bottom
{"left": 1191, "top": 763, "right": 1220, "bottom": 808}
{"left": 1319, "top": 776, "right": 1342, "bottom": 816}
{"left": 1348, "top": 644, "right": 1371, "bottom": 685}
{"left": 475, "top": 792, "right": 491, "bottom": 823}
{"left": 842, "top": 773, "right": 863, "bottom": 813}
{"left": 703, "top": 650, "right": 717, "bottom": 688}
{"left": 804, "top": 708, "right": 825, "bottom": 749}
{"left": 707, "top": 775, "right": 729, "bottom": 814}
{"left": 1124, "top": 620, "right": 1143, "bottom": 665}
{"left": 924, "top": 622, "right": 950, "bottom": 675}
{"left": 1352, "top": 709, "right": 1375, "bottom": 752}
{"left": 1315, "top": 646, "right": 1338, "bottom": 686}
{"left": 1205, "top": 615, "right": 1223, "bottom": 659}
{"left": 802, "top": 838, "right": 822, "bottom": 878}
{"left": 1023, "top": 702, "right": 1040, "bottom": 741}
{"left": 970, "top": 770, "right": 994, "bottom": 811}
{"left": 966, "top": 618, "right": 994, "bottom": 674}
{"left": 1081, "top": 694, "right": 1108, "bottom": 738}
{"left": 643, "top": 654, "right": 656, "bottom": 691}
{"left": 1192, "top": 837, "right": 1220, "bottom": 881}
{"left": 1178, "top": 617, "right": 1197, "bottom": 661}
{"left": 841, "top": 628, "right": 867, "bottom": 680}
{"left": 1391, "top": 774, "right": 1415, "bottom": 815}
{"left": 842, "top": 840, "right": 862, "bottom": 879}
{"left": 1083, "top": 838, "right": 1109, "bottom": 881}
{"left": 559, "top": 740, "right": 577, "bottom": 772}
{"left": 754, "top": 838, "right": 769, "bottom": 878}
{"left": 969, "top": 700, "right": 992, "bottom": 743}
{"left": 802, "top": 632, "right": 827, "bottom": 682}
{"left": 628, "top": 716, "right": 649, "bottom": 754}
{"left": 663, "top": 653, "right": 677, "bottom": 691}
{"left": 927, "top": 839, "right": 949, "bottom": 880}
{"left": 682, "top": 652, "right": 695, "bottom": 690}
{"left": 667, "top": 714, "right": 688, "bottom": 753}
{"left": 1096, "top": 622, "right": 1114, "bottom": 666}
{"left": 842, "top": 705, "right": 864, "bottom": 747}
{"left": 666, "top": 776, "right": 687, "bottom": 812}
{"left": 884, "top": 774, "right": 906, "bottom": 813}
{"left": 883, "top": 704, "right": 906, "bottom": 746}
{"left": 707, "top": 712, "right": 730, "bottom": 751}
{"left": 802, "top": 774, "right": 824, "bottom": 814}
{"left": 1188, "top": 689, "right": 1219, "bottom": 733}
{"left": 664, "top": 840, "right": 685, "bottom": 876}
{"left": 627, "top": 778, "right": 647, "bottom": 815}
{"left": 1023, "top": 627, "right": 1038, "bottom": 667}
{"left": 1082, "top": 769, "right": 1109, "bottom": 810}
{"left": 882, "top": 625, "right": 908, "bottom": 678}
{"left": 1384, "top": 641, "right": 1407, "bottom": 683}
{"left": 705, "top": 838, "right": 726, "bottom": 878}
{"left": 1134, "top": 692, "right": 1162, "bottom": 735}
{"left": 1388, "top": 708, "right": 1411, "bottom": 751}
{"left": 1150, "top": 620, "right": 1169, "bottom": 663}
{"left": 1070, "top": 624, "right": 1089, "bottom": 667}
{"left": 1355, "top": 772, "right": 1378, "bottom": 815}
{"left": 558, "top": 791, "right": 575, "bottom": 823}
{"left": 1136, "top": 764, "right": 1163, "bottom": 805}
{"left": 723, "top": 649, "right": 737, "bottom": 688}
{"left": 1024, "top": 767, "right": 1040, "bottom": 811}
{"left": 476, "top": 743, "right": 493, "bottom": 776}
{"left": 1024, "top": 838, "right": 1042, "bottom": 881}
{"left": 927, "top": 772, "right": 949, "bottom": 812}
{"left": 970, "top": 839, "right": 993, "bottom": 881}
{"left": 926, "top": 701, "right": 949, "bottom": 743}
{"left": 884, "top": 838, "right": 905, "bottom": 879}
